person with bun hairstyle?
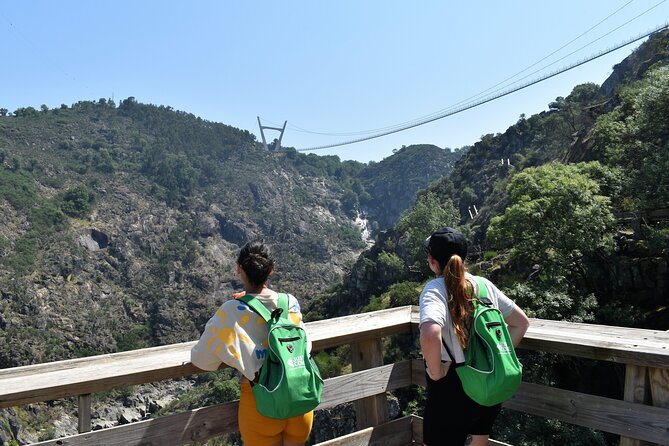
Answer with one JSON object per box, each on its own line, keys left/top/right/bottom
{"left": 419, "top": 227, "right": 530, "bottom": 446}
{"left": 191, "top": 240, "right": 314, "bottom": 446}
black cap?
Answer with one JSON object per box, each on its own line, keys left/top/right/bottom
{"left": 423, "top": 227, "right": 468, "bottom": 266}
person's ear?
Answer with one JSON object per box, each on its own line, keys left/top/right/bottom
{"left": 427, "top": 255, "right": 440, "bottom": 273}
{"left": 236, "top": 264, "right": 247, "bottom": 281}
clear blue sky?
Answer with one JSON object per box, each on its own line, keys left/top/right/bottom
{"left": 1, "top": 1, "right": 667, "bottom": 163}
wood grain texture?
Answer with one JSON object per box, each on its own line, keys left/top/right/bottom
{"left": 410, "top": 415, "right": 422, "bottom": 446}
{"left": 33, "top": 363, "right": 412, "bottom": 446}
{"left": 309, "top": 306, "right": 414, "bottom": 351}
{"left": 620, "top": 365, "right": 653, "bottom": 446}
{"left": 2, "top": 306, "right": 669, "bottom": 446}
{"left": 0, "top": 342, "right": 202, "bottom": 408}
{"left": 76, "top": 394, "right": 91, "bottom": 434}
{"left": 412, "top": 360, "right": 669, "bottom": 445}
{"left": 650, "top": 367, "right": 669, "bottom": 409}
{"left": 313, "top": 416, "right": 413, "bottom": 446}
{"left": 34, "top": 400, "right": 239, "bottom": 446}
{"left": 409, "top": 416, "right": 511, "bottom": 445}
{"left": 505, "top": 382, "right": 669, "bottom": 445}
{"left": 320, "top": 361, "right": 412, "bottom": 409}
{"left": 4, "top": 307, "right": 669, "bottom": 409}
{"left": 352, "top": 339, "right": 389, "bottom": 429}
{"left": 412, "top": 306, "right": 669, "bottom": 367}
{"left": 0, "top": 308, "right": 413, "bottom": 409}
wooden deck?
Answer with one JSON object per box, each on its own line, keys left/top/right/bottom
{"left": 0, "top": 305, "right": 667, "bottom": 445}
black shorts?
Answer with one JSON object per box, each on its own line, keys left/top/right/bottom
{"left": 423, "top": 363, "right": 502, "bottom": 446}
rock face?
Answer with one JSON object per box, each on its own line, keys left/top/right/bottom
{"left": 77, "top": 228, "right": 109, "bottom": 251}
{"left": 88, "top": 381, "right": 187, "bottom": 431}
{"left": 0, "top": 380, "right": 193, "bottom": 442}
{"left": 609, "top": 225, "right": 669, "bottom": 325}
{"left": 600, "top": 29, "right": 669, "bottom": 100}
{"left": 310, "top": 395, "right": 401, "bottom": 444}
{"left": 0, "top": 101, "right": 468, "bottom": 375}
{"left": 360, "top": 144, "right": 464, "bottom": 229}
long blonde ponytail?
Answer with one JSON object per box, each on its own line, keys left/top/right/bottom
{"left": 443, "top": 255, "right": 474, "bottom": 349}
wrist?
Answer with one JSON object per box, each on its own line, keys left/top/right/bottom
{"left": 427, "top": 362, "right": 443, "bottom": 380}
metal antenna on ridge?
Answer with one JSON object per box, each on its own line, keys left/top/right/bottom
{"left": 257, "top": 117, "right": 287, "bottom": 151}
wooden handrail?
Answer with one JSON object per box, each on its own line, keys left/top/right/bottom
{"left": 409, "top": 307, "right": 669, "bottom": 368}
{"left": 0, "top": 306, "right": 413, "bottom": 409}
{"left": 1, "top": 305, "right": 668, "bottom": 446}
{"left": 32, "top": 362, "right": 413, "bottom": 446}
{"left": 2, "top": 306, "right": 669, "bottom": 408}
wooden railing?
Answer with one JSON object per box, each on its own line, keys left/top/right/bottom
{"left": 0, "top": 306, "right": 667, "bottom": 446}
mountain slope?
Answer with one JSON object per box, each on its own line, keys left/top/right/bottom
{"left": 319, "top": 29, "right": 669, "bottom": 322}
{"left": 0, "top": 100, "right": 460, "bottom": 366}
{"left": 360, "top": 144, "right": 464, "bottom": 229}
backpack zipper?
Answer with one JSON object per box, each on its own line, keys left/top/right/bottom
{"left": 279, "top": 336, "right": 300, "bottom": 344}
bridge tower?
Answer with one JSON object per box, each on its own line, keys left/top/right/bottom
{"left": 257, "top": 117, "right": 287, "bottom": 151}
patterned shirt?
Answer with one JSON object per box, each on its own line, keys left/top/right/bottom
{"left": 190, "top": 291, "right": 308, "bottom": 380}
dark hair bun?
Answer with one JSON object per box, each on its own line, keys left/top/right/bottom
{"left": 237, "top": 240, "right": 275, "bottom": 286}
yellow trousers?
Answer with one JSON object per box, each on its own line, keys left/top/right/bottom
{"left": 238, "top": 380, "right": 314, "bottom": 446}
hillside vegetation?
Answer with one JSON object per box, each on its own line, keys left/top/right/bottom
{"left": 0, "top": 97, "right": 460, "bottom": 368}
{"left": 307, "top": 29, "right": 669, "bottom": 446}
{"left": 0, "top": 28, "right": 667, "bottom": 446}
{"left": 326, "top": 30, "right": 669, "bottom": 326}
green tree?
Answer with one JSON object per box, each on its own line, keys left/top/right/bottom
{"left": 142, "top": 149, "right": 199, "bottom": 204}
{"left": 386, "top": 281, "right": 422, "bottom": 307}
{"left": 341, "top": 190, "right": 359, "bottom": 218}
{"left": 14, "top": 106, "right": 38, "bottom": 117}
{"left": 504, "top": 283, "right": 596, "bottom": 322}
{"left": 487, "top": 162, "right": 615, "bottom": 286}
{"left": 59, "top": 185, "right": 95, "bottom": 218}
{"left": 92, "top": 149, "right": 115, "bottom": 173}
{"left": 396, "top": 192, "right": 459, "bottom": 272}
{"left": 592, "top": 63, "right": 669, "bottom": 209}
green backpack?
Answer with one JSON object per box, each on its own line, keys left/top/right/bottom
{"left": 442, "top": 276, "right": 522, "bottom": 406}
{"left": 239, "top": 293, "right": 323, "bottom": 419}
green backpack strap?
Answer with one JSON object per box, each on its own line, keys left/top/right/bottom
{"left": 239, "top": 292, "right": 289, "bottom": 322}
{"left": 472, "top": 276, "right": 488, "bottom": 298}
{"left": 274, "top": 293, "right": 290, "bottom": 321}
{"left": 472, "top": 276, "right": 492, "bottom": 306}
{"left": 239, "top": 294, "right": 271, "bottom": 321}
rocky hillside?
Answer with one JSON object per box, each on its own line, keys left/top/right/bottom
{"left": 0, "top": 99, "right": 461, "bottom": 368}
{"left": 450, "top": 29, "right": 669, "bottom": 238}
{"left": 360, "top": 144, "right": 464, "bottom": 228}
{"left": 1, "top": 28, "right": 667, "bottom": 446}
{"left": 322, "top": 29, "right": 669, "bottom": 326}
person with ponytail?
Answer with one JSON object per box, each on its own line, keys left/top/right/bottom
{"left": 191, "top": 240, "right": 314, "bottom": 446}
{"left": 419, "top": 227, "right": 529, "bottom": 446}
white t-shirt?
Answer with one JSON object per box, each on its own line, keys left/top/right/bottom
{"left": 419, "top": 273, "right": 516, "bottom": 363}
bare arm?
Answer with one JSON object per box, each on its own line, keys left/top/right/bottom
{"left": 505, "top": 306, "right": 530, "bottom": 347}
{"left": 419, "top": 321, "right": 451, "bottom": 381}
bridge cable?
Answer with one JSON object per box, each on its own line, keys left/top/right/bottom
{"left": 296, "top": 22, "right": 668, "bottom": 152}
{"left": 288, "top": 0, "right": 640, "bottom": 138}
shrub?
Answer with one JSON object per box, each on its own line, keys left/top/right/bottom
{"left": 59, "top": 185, "right": 95, "bottom": 218}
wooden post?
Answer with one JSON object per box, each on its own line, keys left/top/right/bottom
{"left": 620, "top": 365, "right": 652, "bottom": 446}
{"left": 649, "top": 367, "right": 669, "bottom": 446}
{"left": 77, "top": 393, "right": 92, "bottom": 433}
{"left": 351, "top": 339, "right": 389, "bottom": 429}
